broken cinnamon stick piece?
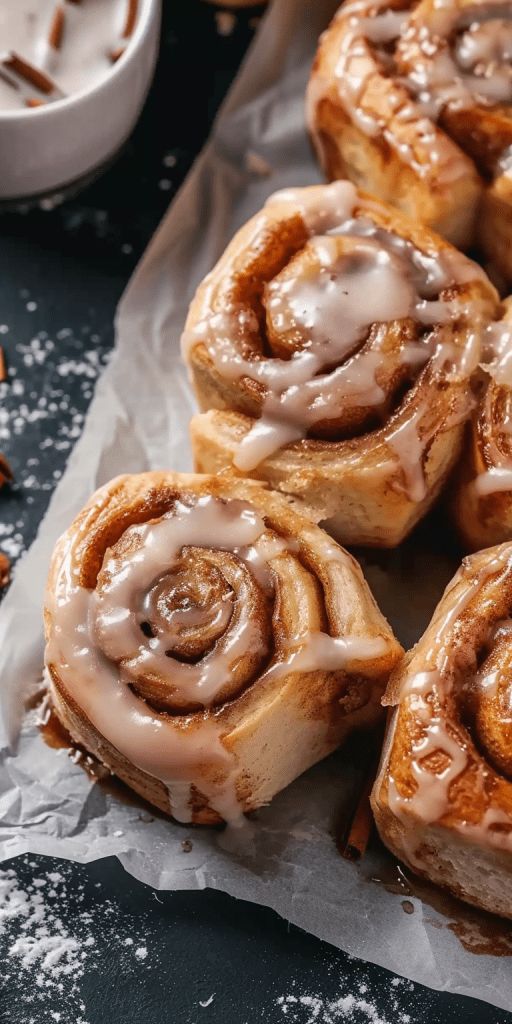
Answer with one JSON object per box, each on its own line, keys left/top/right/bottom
{"left": 0, "top": 453, "right": 12, "bottom": 485}
{"left": 122, "top": 0, "right": 138, "bottom": 39}
{"left": 49, "top": 5, "right": 66, "bottom": 50}
{"left": 339, "top": 764, "right": 376, "bottom": 861}
{"left": 3, "top": 52, "right": 55, "bottom": 94}
{"left": 0, "top": 552, "right": 10, "bottom": 590}
{"left": 338, "top": 715, "right": 391, "bottom": 862}
{"left": 110, "top": 45, "right": 126, "bottom": 63}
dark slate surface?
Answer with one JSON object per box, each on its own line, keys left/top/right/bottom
{"left": 0, "top": 4, "right": 509, "bottom": 1022}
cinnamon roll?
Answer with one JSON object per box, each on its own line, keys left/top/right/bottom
{"left": 44, "top": 471, "right": 401, "bottom": 826}
{"left": 307, "top": 0, "right": 512, "bottom": 282}
{"left": 184, "top": 181, "right": 499, "bottom": 548}
{"left": 372, "top": 544, "right": 512, "bottom": 918}
{"left": 452, "top": 299, "right": 512, "bottom": 550}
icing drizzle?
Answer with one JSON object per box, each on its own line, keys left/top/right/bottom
{"left": 184, "top": 182, "right": 487, "bottom": 502}
{"left": 45, "top": 492, "right": 389, "bottom": 825}
{"left": 319, "top": 0, "right": 512, "bottom": 182}
{"left": 387, "top": 545, "right": 512, "bottom": 858}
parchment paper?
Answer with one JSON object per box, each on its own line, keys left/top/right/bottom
{"left": 1, "top": 0, "right": 511, "bottom": 1010}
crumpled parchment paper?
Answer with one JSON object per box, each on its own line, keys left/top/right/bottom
{"left": 1, "top": 0, "right": 511, "bottom": 1010}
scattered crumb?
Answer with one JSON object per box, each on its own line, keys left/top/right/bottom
{"left": 199, "top": 994, "right": 215, "bottom": 1008}
{"left": 245, "top": 149, "right": 273, "bottom": 177}
{"left": 215, "top": 11, "right": 236, "bottom": 36}
{"left": 181, "top": 839, "right": 193, "bottom": 853}
{"left": 134, "top": 946, "right": 147, "bottom": 961}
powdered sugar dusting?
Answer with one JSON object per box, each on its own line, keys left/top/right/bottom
{"left": 0, "top": 858, "right": 154, "bottom": 1022}
{"left": 277, "top": 992, "right": 406, "bottom": 1023}
{"left": 0, "top": 315, "right": 110, "bottom": 577}
{"left": 275, "top": 969, "right": 435, "bottom": 1024}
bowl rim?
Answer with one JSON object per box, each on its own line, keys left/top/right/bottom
{"left": 0, "top": 0, "right": 159, "bottom": 123}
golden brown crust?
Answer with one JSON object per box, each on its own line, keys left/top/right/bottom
{"left": 45, "top": 471, "right": 402, "bottom": 824}
{"left": 307, "top": 0, "right": 512, "bottom": 281}
{"left": 451, "top": 299, "right": 512, "bottom": 550}
{"left": 184, "top": 183, "right": 499, "bottom": 548}
{"left": 372, "top": 544, "right": 512, "bottom": 918}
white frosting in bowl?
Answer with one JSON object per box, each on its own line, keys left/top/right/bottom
{"left": 0, "top": 0, "right": 139, "bottom": 111}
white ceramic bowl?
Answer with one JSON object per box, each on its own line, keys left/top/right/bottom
{"left": 0, "top": 0, "right": 161, "bottom": 201}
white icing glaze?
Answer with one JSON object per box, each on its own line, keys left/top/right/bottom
{"left": 184, "top": 185, "right": 481, "bottom": 492}
{"left": 328, "top": 8, "right": 468, "bottom": 183}
{"left": 264, "top": 181, "right": 358, "bottom": 233}
{"left": 473, "top": 319, "right": 512, "bottom": 494}
{"left": 474, "top": 467, "right": 512, "bottom": 495}
{"left": 472, "top": 619, "right": 512, "bottom": 698}
{"left": 385, "top": 405, "right": 427, "bottom": 502}
{"left": 93, "top": 497, "right": 274, "bottom": 706}
{"left": 264, "top": 630, "right": 390, "bottom": 678}
{"left": 46, "top": 492, "right": 389, "bottom": 825}
{"left": 320, "top": 1, "right": 512, "bottom": 182}
{"left": 483, "top": 321, "right": 512, "bottom": 387}
{"left": 405, "top": 13, "right": 512, "bottom": 114}
{"left": 0, "top": 0, "right": 135, "bottom": 110}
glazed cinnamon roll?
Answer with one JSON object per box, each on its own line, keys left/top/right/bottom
{"left": 452, "top": 299, "right": 512, "bottom": 550}
{"left": 307, "top": 0, "right": 512, "bottom": 282}
{"left": 184, "top": 181, "right": 499, "bottom": 548}
{"left": 44, "top": 471, "right": 401, "bottom": 826}
{"left": 372, "top": 544, "right": 512, "bottom": 918}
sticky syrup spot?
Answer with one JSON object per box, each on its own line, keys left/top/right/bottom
{"left": 367, "top": 844, "right": 512, "bottom": 956}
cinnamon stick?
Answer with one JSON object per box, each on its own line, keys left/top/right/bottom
{"left": 338, "top": 715, "right": 392, "bottom": 861}
{"left": 49, "top": 5, "right": 66, "bottom": 50}
{"left": 122, "top": 0, "right": 138, "bottom": 39}
{"left": 339, "top": 764, "right": 376, "bottom": 861}
{"left": 0, "top": 553, "right": 10, "bottom": 590}
{"left": 0, "top": 453, "right": 12, "bottom": 485}
{"left": 0, "top": 347, "right": 6, "bottom": 383}
{"left": 110, "top": 45, "right": 126, "bottom": 63}
{"left": 3, "top": 52, "right": 55, "bottom": 95}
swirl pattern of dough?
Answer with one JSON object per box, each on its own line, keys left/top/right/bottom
{"left": 372, "top": 544, "right": 512, "bottom": 918}
{"left": 184, "top": 181, "right": 499, "bottom": 547}
{"left": 452, "top": 299, "right": 512, "bottom": 549}
{"left": 45, "top": 471, "right": 402, "bottom": 825}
